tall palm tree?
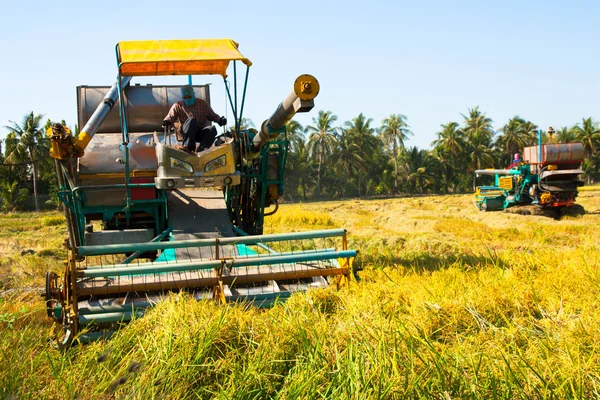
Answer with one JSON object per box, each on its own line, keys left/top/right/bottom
{"left": 520, "top": 121, "right": 539, "bottom": 146}
{"left": 431, "top": 122, "right": 466, "bottom": 193}
{"left": 345, "top": 112, "right": 372, "bottom": 131}
{"left": 335, "top": 128, "right": 366, "bottom": 196}
{"left": 306, "top": 110, "right": 338, "bottom": 198}
{"left": 4, "top": 112, "right": 47, "bottom": 211}
{"left": 461, "top": 107, "right": 494, "bottom": 146}
{"left": 399, "top": 147, "right": 434, "bottom": 193}
{"left": 345, "top": 113, "right": 379, "bottom": 195}
{"left": 572, "top": 117, "right": 600, "bottom": 156}
{"left": 432, "top": 122, "right": 465, "bottom": 158}
{"left": 379, "top": 114, "right": 413, "bottom": 193}
{"left": 469, "top": 144, "right": 495, "bottom": 171}
{"left": 432, "top": 150, "right": 453, "bottom": 193}
{"left": 496, "top": 116, "right": 529, "bottom": 164}
{"left": 556, "top": 126, "right": 576, "bottom": 143}
{"left": 285, "top": 120, "right": 305, "bottom": 151}
{"left": 285, "top": 137, "right": 313, "bottom": 200}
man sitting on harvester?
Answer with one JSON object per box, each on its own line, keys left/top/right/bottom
{"left": 162, "top": 85, "right": 227, "bottom": 152}
{"left": 507, "top": 153, "right": 523, "bottom": 169}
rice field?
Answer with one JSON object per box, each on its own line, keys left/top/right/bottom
{"left": 1, "top": 190, "right": 600, "bottom": 399}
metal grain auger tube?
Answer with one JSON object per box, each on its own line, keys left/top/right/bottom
{"left": 43, "top": 39, "right": 355, "bottom": 348}
{"left": 253, "top": 74, "right": 320, "bottom": 150}
{"left": 49, "top": 76, "right": 132, "bottom": 160}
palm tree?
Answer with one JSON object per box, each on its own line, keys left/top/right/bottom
{"left": 496, "top": 116, "right": 529, "bottom": 165}
{"left": 400, "top": 147, "right": 434, "bottom": 193}
{"left": 520, "top": 121, "right": 539, "bottom": 146}
{"left": 469, "top": 144, "right": 495, "bottom": 171}
{"left": 346, "top": 113, "right": 375, "bottom": 146}
{"left": 432, "top": 150, "right": 452, "bottom": 193}
{"left": 572, "top": 117, "right": 600, "bottom": 156}
{"left": 306, "top": 110, "right": 338, "bottom": 198}
{"left": 379, "top": 114, "right": 413, "bottom": 193}
{"left": 431, "top": 122, "right": 466, "bottom": 193}
{"left": 335, "top": 128, "right": 366, "bottom": 196}
{"left": 462, "top": 107, "right": 494, "bottom": 146}
{"left": 285, "top": 120, "right": 305, "bottom": 151}
{"left": 4, "top": 112, "right": 47, "bottom": 211}
{"left": 0, "top": 180, "right": 28, "bottom": 212}
{"left": 345, "top": 113, "right": 379, "bottom": 195}
{"left": 432, "top": 122, "right": 465, "bottom": 158}
{"left": 285, "top": 137, "right": 313, "bottom": 200}
{"left": 582, "top": 155, "right": 600, "bottom": 185}
{"left": 556, "top": 126, "right": 576, "bottom": 143}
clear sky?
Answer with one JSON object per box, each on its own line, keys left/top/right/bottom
{"left": 1, "top": 0, "right": 599, "bottom": 149}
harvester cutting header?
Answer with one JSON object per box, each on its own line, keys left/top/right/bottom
{"left": 44, "top": 39, "right": 355, "bottom": 347}
{"left": 474, "top": 127, "right": 585, "bottom": 212}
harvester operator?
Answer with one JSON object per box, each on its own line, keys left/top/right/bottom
{"left": 162, "top": 85, "right": 227, "bottom": 152}
{"left": 508, "top": 153, "right": 523, "bottom": 169}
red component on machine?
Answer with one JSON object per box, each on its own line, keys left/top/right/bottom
{"left": 130, "top": 177, "right": 156, "bottom": 200}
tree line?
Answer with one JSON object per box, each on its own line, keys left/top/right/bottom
{"left": 1, "top": 109, "right": 599, "bottom": 211}
{"left": 282, "top": 108, "right": 600, "bottom": 200}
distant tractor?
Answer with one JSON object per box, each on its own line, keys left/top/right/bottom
{"left": 474, "top": 128, "right": 585, "bottom": 213}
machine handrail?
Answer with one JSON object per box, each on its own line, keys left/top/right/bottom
{"left": 81, "top": 249, "right": 357, "bottom": 277}
{"left": 77, "top": 228, "right": 347, "bottom": 256}
{"left": 71, "top": 183, "right": 156, "bottom": 194}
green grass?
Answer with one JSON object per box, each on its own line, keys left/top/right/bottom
{"left": 1, "top": 192, "right": 600, "bottom": 398}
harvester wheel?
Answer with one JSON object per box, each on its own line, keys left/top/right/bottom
{"left": 47, "top": 272, "right": 76, "bottom": 349}
{"left": 52, "top": 312, "right": 75, "bottom": 350}
{"left": 56, "top": 316, "right": 75, "bottom": 350}
{"left": 45, "top": 272, "right": 61, "bottom": 319}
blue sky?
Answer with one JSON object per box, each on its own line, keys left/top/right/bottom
{"left": 1, "top": 0, "right": 599, "bottom": 149}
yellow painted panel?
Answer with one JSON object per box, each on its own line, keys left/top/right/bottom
{"left": 498, "top": 177, "right": 513, "bottom": 190}
{"left": 117, "top": 39, "right": 251, "bottom": 77}
{"left": 78, "top": 171, "right": 157, "bottom": 180}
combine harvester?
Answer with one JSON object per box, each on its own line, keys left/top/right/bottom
{"left": 473, "top": 127, "right": 585, "bottom": 214}
{"left": 44, "top": 39, "right": 356, "bottom": 347}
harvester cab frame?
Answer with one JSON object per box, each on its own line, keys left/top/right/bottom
{"left": 45, "top": 39, "right": 356, "bottom": 348}
{"left": 473, "top": 128, "right": 585, "bottom": 212}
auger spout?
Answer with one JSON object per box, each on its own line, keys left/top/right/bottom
{"left": 77, "top": 76, "right": 132, "bottom": 153}
{"left": 80, "top": 76, "right": 132, "bottom": 141}
{"left": 48, "top": 76, "right": 132, "bottom": 159}
{"left": 253, "top": 74, "right": 320, "bottom": 150}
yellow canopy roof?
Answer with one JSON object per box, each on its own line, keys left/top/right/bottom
{"left": 116, "top": 39, "right": 252, "bottom": 77}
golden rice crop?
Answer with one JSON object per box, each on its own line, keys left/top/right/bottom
{"left": 1, "top": 191, "right": 599, "bottom": 398}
